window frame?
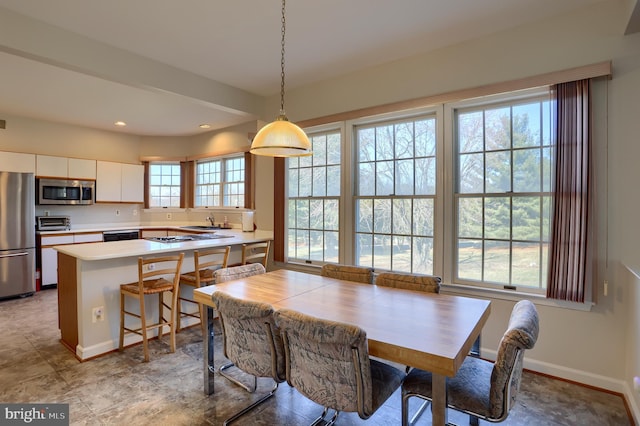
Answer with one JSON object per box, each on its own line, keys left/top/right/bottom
{"left": 194, "top": 153, "right": 246, "bottom": 208}
{"left": 285, "top": 123, "right": 346, "bottom": 264}
{"left": 284, "top": 90, "right": 554, "bottom": 297}
{"left": 443, "top": 88, "right": 553, "bottom": 294}
{"left": 351, "top": 108, "right": 442, "bottom": 275}
{"left": 147, "top": 161, "right": 182, "bottom": 208}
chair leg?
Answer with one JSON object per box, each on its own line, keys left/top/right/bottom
{"left": 157, "top": 293, "right": 164, "bottom": 341}
{"left": 119, "top": 292, "right": 125, "bottom": 350}
{"left": 176, "top": 285, "right": 182, "bottom": 332}
{"left": 222, "top": 380, "right": 278, "bottom": 426}
{"left": 310, "top": 407, "right": 340, "bottom": 426}
{"left": 402, "top": 392, "right": 431, "bottom": 426}
{"left": 139, "top": 293, "right": 149, "bottom": 362}
{"left": 169, "top": 287, "right": 178, "bottom": 353}
{"left": 219, "top": 362, "right": 258, "bottom": 392}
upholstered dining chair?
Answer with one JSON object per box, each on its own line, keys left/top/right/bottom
{"left": 177, "top": 246, "right": 230, "bottom": 333}
{"left": 374, "top": 271, "right": 441, "bottom": 293}
{"left": 213, "top": 263, "right": 266, "bottom": 284}
{"left": 401, "top": 300, "right": 539, "bottom": 426}
{"left": 274, "top": 308, "right": 405, "bottom": 426}
{"left": 211, "top": 291, "right": 285, "bottom": 426}
{"left": 119, "top": 253, "right": 184, "bottom": 362}
{"left": 213, "top": 263, "right": 267, "bottom": 389}
{"left": 241, "top": 241, "right": 271, "bottom": 269}
{"left": 320, "top": 263, "right": 374, "bottom": 284}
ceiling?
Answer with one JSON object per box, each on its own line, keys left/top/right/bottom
{"left": 0, "top": 0, "right": 628, "bottom": 136}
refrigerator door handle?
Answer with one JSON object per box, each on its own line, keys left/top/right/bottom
{"left": 0, "top": 252, "right": 29, "bottom": 258}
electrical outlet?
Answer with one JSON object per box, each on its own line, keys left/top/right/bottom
{"left": 166, "top": 213, "right": 172, "bottom": 220}
{"left": 92, "top": 306, "right": 104, "bottom": 323}
{"left": 115, "top": 209, "right": 120, "bottom": 216}
{"left": 133, "top": 209, "right": 138, "bottom": 216}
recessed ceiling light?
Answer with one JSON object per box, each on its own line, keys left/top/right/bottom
{"left": 114, "top": 121, "right": 127, "bottom": 127}
{"left": 199, "top": 124, "right": 211, "bottom": 129}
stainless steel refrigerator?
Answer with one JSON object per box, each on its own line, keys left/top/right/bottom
{"left": 0, "top": 172, "right": 35, "bottom": 299}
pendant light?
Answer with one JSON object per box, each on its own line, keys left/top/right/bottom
{"left": 250, "top": 0, "right": 312, "bottom": 157}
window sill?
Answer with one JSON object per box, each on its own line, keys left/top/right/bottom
{"left": 442, "top": 283, "right": 594, "bottom": 312}
{"left": 143, "top": 207, "right": 186, "bottom": 213}
{"left": 189, "top": 207, "right": 252, "bottom": 212}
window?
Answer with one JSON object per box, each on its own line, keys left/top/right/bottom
{"left": 149, "top": 162, "right": 181, "bottom": 207}
{"left": 284, "top": 89, "right": 555, "bottom": 296}
{"left": 287, "top": 130, "right": 341, "bottom": 263}
{"left": 195, "top": 155, "right": 245, "bottom": 207}
{"left": 454, "top": 95, "right": 553, "bottom": 293}
{"left": 355, "top": 115, "right": 437, "bottom": 274}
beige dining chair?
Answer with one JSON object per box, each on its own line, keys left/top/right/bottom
{"left": 274, "top": 308, "right": 405, "bottom": 425}
{"left": 241, "top": 241, "right": 271, "bottom": 269}
{"left": 374, "top": 271, "right": 441, "bottom": 293}
{"left": 119, "top": 253, "right": 184, "bottom": 362}
{"left": 177, "top": 246, "right": 230, "bottom": 333}
{"left": 213, "top": 263, "right": 267, "bottom": 390}
{"left": 213, "top": 263, "right": 266, "bottom": 284}
{"left": 401, "top": 300, "right": 539, "bottom": 426}
{"left": 211, "top": 291, "right": 285, "bottom": 425}
{"left": 320, "top": 264, "right": 373, "bottom": 284}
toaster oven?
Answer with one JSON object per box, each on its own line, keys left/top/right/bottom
{"left": 36, "top": 215, "right": 71, "bottom": 231}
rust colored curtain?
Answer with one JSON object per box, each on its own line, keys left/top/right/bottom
{"left": 547, "top": 80, "right": 593, "bottom": 302}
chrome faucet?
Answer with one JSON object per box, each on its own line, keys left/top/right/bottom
{"left": 206, "top": 214, "right": 215, "bottom": 226}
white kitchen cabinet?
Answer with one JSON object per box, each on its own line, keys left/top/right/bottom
{"left": 36, "top": 155, "right": 96, "bottom": 179}
{"left": 0, "top": 151, "right": 36, "bottom": 173}
{"left": 40, "top": 234, "right": 74, "bottom": 286}
{"left": 68, "top": 158, "right": 96, "bottom": 179}
{"left": 121, "top": 163, "right": 144, "bottom": 202}
{"left": 96, "top": 161, "right": 144, "bottom": 203}
{"left": 36, "top": 155, "right": 68, "bottom": 177}
{"left": 73, "top": 233, "right": 103, "bottom": 243}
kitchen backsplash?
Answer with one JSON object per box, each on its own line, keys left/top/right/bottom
{"left": 34, "top": 204, "right": 251, "bottom": 230}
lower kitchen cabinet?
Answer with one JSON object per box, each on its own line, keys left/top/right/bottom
{"left": 40, "top": 233, "right": 103, "bottom": 286}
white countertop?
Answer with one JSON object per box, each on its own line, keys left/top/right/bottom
{"left": 54, "top": 229, "right": 273, "bottom": 261}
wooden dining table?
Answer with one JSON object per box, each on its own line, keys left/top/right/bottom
{"left": 194, "top": 269, "right": 491, "bottom": 426}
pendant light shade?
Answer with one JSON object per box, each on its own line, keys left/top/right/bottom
{"left": 250, "top": 0, "right": 312, "bottom": 157}
{"left": 250, "top": 115, "right": 311, "bottom": 157}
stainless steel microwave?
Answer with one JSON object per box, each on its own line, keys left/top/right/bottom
{"left": 37, "top": 178, "right": 95, "bottom": 205}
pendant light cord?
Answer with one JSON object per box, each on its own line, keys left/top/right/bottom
{"left": 280, "top": 0, "right": 286, "bottom": 116}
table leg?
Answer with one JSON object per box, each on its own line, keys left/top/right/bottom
{"left": 431, "top": 373, "right": 448, "bottom": 426}
{"left": 203, "top": 305, "right": 215, "bottom": 395}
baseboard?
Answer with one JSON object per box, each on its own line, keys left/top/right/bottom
{"left": 482, "top": 348, "right": 627, "bottom": 393}
{"left": 76, "top": 320, "right": 201, "bottom": 360}
{"left": 622, "top": 381, "right": 640, "bottom": 425}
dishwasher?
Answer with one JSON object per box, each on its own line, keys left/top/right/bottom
{"left": 102, "top": 230, "right": 140, "bottom": 242}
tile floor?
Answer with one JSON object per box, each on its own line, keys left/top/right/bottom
{"left": 0, "top": 288, "right": 632, "bottom": 425}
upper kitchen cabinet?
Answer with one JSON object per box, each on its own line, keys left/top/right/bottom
{"left": 96, "top": 161, "right": 144, "bottom": 203}
{"left": 0, "top": 151, "right": 36, "bottom": 173}
{"left": 36, "top": 155, "right": 96, "bottom": 179}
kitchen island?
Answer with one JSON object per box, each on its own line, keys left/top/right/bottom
{"left": 54, "top": 229, "right": 272, "bottom": 360}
